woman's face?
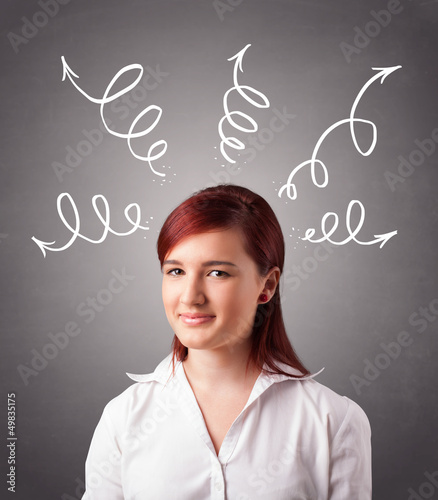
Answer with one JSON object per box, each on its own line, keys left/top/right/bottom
{"left": 161, "top": 227, "right": 275, "bottom": 354}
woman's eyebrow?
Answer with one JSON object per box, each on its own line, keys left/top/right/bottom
{"left": 162, "top": 259, "right": 181, "bottom": 266}
{"left": 162, "top": 259, "right": 237, "bottom": 267}
{"left": 202, "top": 260, "right": 238, "bottom": 267}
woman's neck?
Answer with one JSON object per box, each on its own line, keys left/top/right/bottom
{"left": 182, "top": 343, "right": 261, "bottom": 393}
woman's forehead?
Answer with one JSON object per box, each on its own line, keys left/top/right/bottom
{"left": 164, "top": 227, "right": 252, "bottom": 263}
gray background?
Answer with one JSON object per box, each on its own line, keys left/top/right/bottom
{"left": 1, "top": 0, "right": 437, "bottom": 498}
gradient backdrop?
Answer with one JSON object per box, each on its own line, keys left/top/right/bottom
{"left": 1, "top": 1, "right": 437, "bottom": 498}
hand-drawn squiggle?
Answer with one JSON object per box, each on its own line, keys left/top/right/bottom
{"left": 278, "top": 66, "right": 401, "bottom": 199}
{"left": 31, "top": 193, "right": 149, "bottom": 258}
{"left": 61, "top": 56, "right": 167, "bottom": 177}
{"left": 301, "top": 200, "right": 398, "bottom": 249}
{"left": 278, "top": 117, "right": 376, "bottom": 200}
{"left": 278, "top": 66, "right": 401, "bottom": 248}
{"left": 218, "top": 44, "right": 270, "bottom": 163}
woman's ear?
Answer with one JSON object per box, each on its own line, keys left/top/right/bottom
{"left": 260, "top": 266, "right": 281, "bottom": 302}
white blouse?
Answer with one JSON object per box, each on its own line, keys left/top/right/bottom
{"left": 82, "top": 354, "right": 372, "bottom": 499}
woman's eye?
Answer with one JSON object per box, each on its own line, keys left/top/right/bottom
{"left": 167, "top": 268, "right": 184, "bottom": 276}
{"left": 208, "top": 270, "right": 229, "bottom": 278}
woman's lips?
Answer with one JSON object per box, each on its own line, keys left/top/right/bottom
{"left": 179, "top": 314, "right": 216, "bottom": 326}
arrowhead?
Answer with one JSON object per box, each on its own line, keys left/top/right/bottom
{"left": 31, "top": 236, "right": 55, "bottom": 258}
{"left": 61, "top": 55, "right": 79, "bottom": 82}
{"left": 373, "top": 229, "right": 398, "bottom": 248}
{"left": 371, "top": 65, "right": 402, "bottom": 84}
{"left": 228, "top": 43, "right": 251, "bottom": 72}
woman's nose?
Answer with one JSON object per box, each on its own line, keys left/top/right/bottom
{"left": 179, "top": 277, "right": 205, "bottom": 306}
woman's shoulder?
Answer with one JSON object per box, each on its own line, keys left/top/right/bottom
{"left": 102, "top": 353, "right": 174, "bottom": 421}
{"left": 267, "top": 361, "right": 370, "bottom": 439}
{"left": 282, "top": 374, "right": 371, "bottom": 441}
{"left": 304, "top": 377, "right": 369, "bottom": 422}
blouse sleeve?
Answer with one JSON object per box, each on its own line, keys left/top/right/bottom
{"left": 328, "top": 398, "right": 372, "bottom": 499}
{"left": 82, "top": 405, "right": 124, "bottom": 500}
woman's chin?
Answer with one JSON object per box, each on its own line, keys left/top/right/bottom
{"left": 177, "top": 335, "right": 216, "bottom": 351}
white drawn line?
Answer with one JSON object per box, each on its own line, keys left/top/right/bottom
{"left": 301, "top": 200, "right": 397, "bottom": 248}
{"left": 278, "top": 66, "right": 401, "bottom": 248}
{"left": 32, "top": 193, "right": 149, "bottom": 257}
{"left": 61, "top": 56, "right": 167, "bottom": 177}
{"left": 279, "top": 66, "right": 401, "bottom": 200}
{"left": 218, "top": 44, "right": 270, "bottom": 163}
{"left": 350, "top": 66, "right": 401, "bottom": 155}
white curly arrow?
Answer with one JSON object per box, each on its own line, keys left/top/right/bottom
{"left": 32, "top": 193, "right": 149, "bottom": 258}
{"left": 218, "top": 44, "right": 270, "bottom": 163}
{"left": 279, "top": 66, "right": 401, "bottom": 248}
{"left": 61, "top": 56, "right": 166, "bottom": 176}
{"left": 301, "top": 200, "right": 398, "bottom": 249}
{"left": 279, "top": 66, "right": 401, "bottom": 200}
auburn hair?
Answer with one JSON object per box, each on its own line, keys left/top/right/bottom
{"left": 157, "top": 184, "right": 310, "bottom": 377}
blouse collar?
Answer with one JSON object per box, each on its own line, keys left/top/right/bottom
{"left": 126, "top": 353, "right": 324, "bottom": 385}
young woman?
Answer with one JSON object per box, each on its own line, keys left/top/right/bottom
{"left": 82, "top": 184, "right": 372, "bottom": 499}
